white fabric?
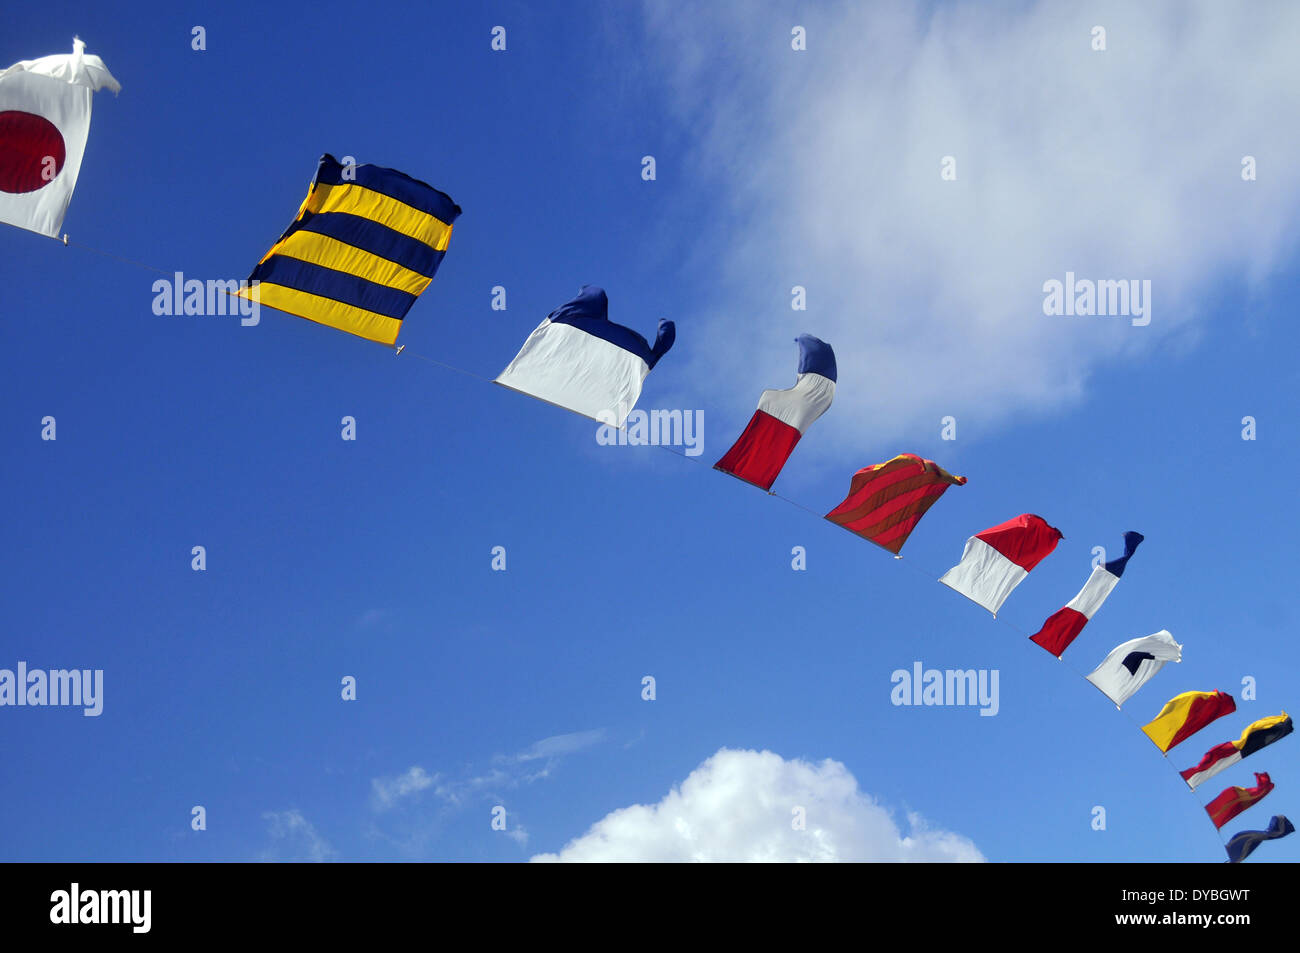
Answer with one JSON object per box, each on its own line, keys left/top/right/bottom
{"left": 939, "top": 537, "right": 1027, "bottom": 616}
{"left": 756, "top": 372, "right": 835, "bottom": 434}
{"left": 1085, "top": 630, "right": 1182, "bottom": 708}
{"left": 0, "top": 40, "right": 118, "bottom": 238}
{"left": 495, "top": 319, "right": 650, "bottom": 427}
{"left": 1185, "top": 750, "right": 1242, "bottom": 791}
{"left": 1065, "top": 565, "right": 1120, "bottom": 619}
{"left": 0, "top": 38, "right": 121, "bottom": 92}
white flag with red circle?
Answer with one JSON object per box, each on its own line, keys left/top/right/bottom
{"left": 0, "top": 38, "right": 119, "bottom": 238}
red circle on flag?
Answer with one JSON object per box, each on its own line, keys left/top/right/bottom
{"left": 0, "top": 111, "right": 67, "bottom": 194}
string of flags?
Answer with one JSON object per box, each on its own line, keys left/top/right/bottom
{"left": 3, "top": 37, "right": 1293, "bottom": 863}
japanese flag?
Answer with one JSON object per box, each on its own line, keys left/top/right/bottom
{"left": 0, "top": 38, "right": 118, "bottom": 238}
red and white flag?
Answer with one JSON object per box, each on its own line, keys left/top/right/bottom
{"left": 939, "top": 514, "right": 1063, "bottom": 616}
{"left": 0, "top": 38, "right": 119, "bottom": 238}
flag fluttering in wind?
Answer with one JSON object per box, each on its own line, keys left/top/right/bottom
{"left": 0, "top": 38, "right": 119, "bottom": 238}
{"left": 824, "top": 454, "right": 966, "bottom": 554}
{"left": 1085, "top": 630, "right": 1182, "bottom": 708}
{"left": 1181, "top": 712, "right": 1293, "bottom": 791}
{"left": 1141, "top": 690, "right": 1237, "bottom": 753}
{"left": 1206, "top": 772, "right": 1273, "bottom": 830}
{"left": 1030, "top": 531, "right": 1143, "bottom": 656}
{"left": 939, "top": 514, "right": 1062, "bottom": 616}
{"left": 713, "top": 335, "right": 835, "bottom": 491}
{"left": 1226, "top": 815, "right": 1294, "bottom": 863}
{"left": 495, "top": 285, "right": 674, "bottom": 427}
{"left": 237, "top": 154, "right": 460, "bottom": 345}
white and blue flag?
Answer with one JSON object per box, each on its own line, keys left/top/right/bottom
{"left": 495, "top": 286, "right": 675, "bottom": 427}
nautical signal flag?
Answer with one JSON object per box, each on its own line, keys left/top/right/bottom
{"left": 1205, "top": 772, "right": 1273, "bottom": 830}
{"left": 0, "top": 38, "right": 119, "bottom": 238}
{"left": 495, "top": 285, "right": 674, "bottom": 427}
{"left": 824, "top": 454, "right": 966, "bottom": 555}
{"left": 237, "top": 154, "right": 460, "bottom": 346}
{"left": 1141, "top": 690, "right": 1236, "bottom": 753}
{"left": 1226, "top": 815, "right": 1294, "bottom": 863}
{"left": 1085, "top": 630, "right": 1182, "bottom": 708}
{"left": 1181, "top": 712, "right": 1293, "bottom": 791}
{"left": 939, "top": 514, "right": 1063, "bottom": 616}
{"left": 1030, "top": 532, "right": 1143, "bottom": 657}
{"left": 714, "top": 335, "right": 835, "bottom": 491}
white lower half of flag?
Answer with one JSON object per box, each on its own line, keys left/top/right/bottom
{"left": 0, "top": 70, "right": 92, "bottom": 237}
{"left": 939, "top": 537, "right": 1027, "bottom": 616}
{"left": 495, "top": 319, "right": 650, "bottom": 427}
{"left": 1185, "top": 751, "right": 1242, "bottom": 791}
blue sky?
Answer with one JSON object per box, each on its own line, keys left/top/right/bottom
{"left": 2, "top": 0, "right": 1298, "bottom": 862}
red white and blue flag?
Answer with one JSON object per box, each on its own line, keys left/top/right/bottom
{"left": 714, "top": 335, "right": 835, "bottom": 491}
{"left": 0, "top": 39, "right": 119, "bottom": 238}
{"left": 1030, "top": 532, "right": 1143, "bottom": 657}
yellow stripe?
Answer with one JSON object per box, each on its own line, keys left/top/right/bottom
{"left": 237, "top": 282, "right": 401, "bottom": 345}
{"left": 301, "top": 181, "right": 453, "bottom": 250}
{"left": 262, "top": 230, "right": 432, "bottom": 296}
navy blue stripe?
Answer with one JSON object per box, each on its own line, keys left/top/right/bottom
{"left": 1239, "top": 717, "right": 1293, "bottom": 758}
{"left": 795, "top": 334, "right": 837, "bottom": 382}
{"left": 1104, "top": 530, "right": 1145, "bottom": 577}
{"left": 250, "top": 255, "right": 417, "bottom": 320}
{"left": 316, "top": 154, "right": 461, "bottom": 225}
{"left": 284, "top": 211, "right": 447, "bottom": 279}
{"left": 545, "top": 285, "right": 675, "bottom": 368}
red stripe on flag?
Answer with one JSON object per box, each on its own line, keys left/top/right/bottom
{"left": 1206, "top": 773, "right": 1273, "bottom": 829}
{"left": 1029, "top": 607, "right": 1089, "bottom": 657}
{"left": 713, "top": 410, "right": 802, "bottom": 491}
{"left": 975, "top": 514, "right": 1063, "bottom": 571}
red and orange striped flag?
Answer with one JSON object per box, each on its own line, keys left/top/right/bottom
{"left": 824, "top": 454, "right": 966, "bottom": 555}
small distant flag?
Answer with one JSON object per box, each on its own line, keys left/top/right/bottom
{"left": 1084, "top": 630, "right": 1182, "bottom": 707}
{"left": 824, "top": 454, "right": 966, "bottom": 555}
{"left": 238, "top": 154, "right": 460, "bottom": 345}
{"left": 1030, "top": 532, "right": 1143, "bottom": 656}
{"left": 1206, "top": 772, "right": 1273, "bottom": 830}
{"left": 714, "top": 335, "right": 835, "bottom": 491}
{"left": 0, "top": 38, "right": 119, "bottom": 238}
{"left": 1181, "top": 712, "right": 1293, "bottom": 791}
{"left": 939, "top": 514, "right": 1063, "bottom": 616}
{"left": 495, "top": 285, "right": 674, "bottom": 427}
{"left": 1141, "top": 690, "right": 1237, "bottom": 754}
{"left": 1226, "top": 815, "right": 1294, "bottom": 863}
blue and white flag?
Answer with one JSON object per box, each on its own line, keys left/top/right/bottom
{"left": 495, "top": 286, "right": 674, "bottom": 426}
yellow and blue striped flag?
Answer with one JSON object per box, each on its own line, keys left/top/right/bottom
{"left": 238, "top": 154, "right": 460, "bottom": 345}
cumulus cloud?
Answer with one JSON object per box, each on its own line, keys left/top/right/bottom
{"left": 642, "top": 0, "right": 1300, "bottom": 456}
{"left": 259, "top": 809, "right": 335, "bottom": 862}
{"left": 530, "top": 748, "right": 983, "bottom": 862}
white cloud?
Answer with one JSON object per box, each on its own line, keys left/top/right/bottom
{"left": 643, "top": 0, "right": 1300, "bottom": 457}
{"left": 369, "top": 730, "right": 606, "bottom": 814}
{"left": 530, "top": 748, "right": 982, "bottom": 862}
{"left": 513, "top": 729, "right": 606, "bottom": 763}
{"left": 259, "top": 809, "right": 335, "bottom": 863}
{"left": 371, "top": 766, "right": 437, "bottom": 811}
